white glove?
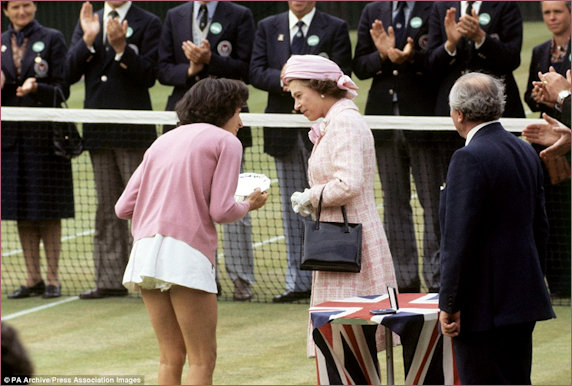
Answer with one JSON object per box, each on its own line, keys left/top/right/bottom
{"left": 291, "top": 189, "right": 313, "bottom": 216}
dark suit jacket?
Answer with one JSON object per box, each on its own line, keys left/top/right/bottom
{"left": 439, "top": 122, "right": 555, "bottom": 334}
{"left": 67, "top": 4, "right": 161, "bottom": 149}
{"left": 249, "top": 9, "right": 352, "bottom": 157}
{"left": 157, "top": 1, "right": 254, "bottom": 146}
{"left": 353, "top": 1, "right": 437, "bottom": 142}
{"left": 524, "top": 39, "right": 571, "bottom": 123}
{"left": 427, "top": 2, "right": 525, "bottom": 118}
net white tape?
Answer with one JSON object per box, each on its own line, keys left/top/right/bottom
{"left": 1, "top": 107, "right": 544, "bottom": 132}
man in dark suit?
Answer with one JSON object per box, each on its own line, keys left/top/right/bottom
{"left": 67, "top": 1, "right": 161, "bottom": 299}
{"left": 353, "top": 1, "right": 442, "bottom": 294}
{"left": 439, "top": 72, "right": 555, "bottom": 385}
{"left": 158, "top": 1, "right": 257, "bottom": 302}
{"left": 250, "top": 1, "right": 352, "bottom": 303}
{"left": 426, "top": 1, "right": 526, "bottom": 187}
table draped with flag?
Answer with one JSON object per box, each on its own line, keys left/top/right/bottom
{"left": 309, "top": 293, "right": 460, "bottom": 385}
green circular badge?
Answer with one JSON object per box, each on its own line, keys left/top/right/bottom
{"left": 410, "top": 17, "right": 423, "bottom": 29}
{"left": 479, "top": 13, "right": 491, "bottom": 26}
{"left": 307, "top": 35, "right": 320, "bottom": 46}
{"left": 32, "top": 41, "right": 45, "bottom": 53}
{"left": 126, "top": 27, "right": 134, "bottom": 38}
{"left": 210, "top": 22, "right": 222, "bottom": 35}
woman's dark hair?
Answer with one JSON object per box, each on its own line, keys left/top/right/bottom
{"left": 175, "top": 78, "right": 249, "bottom": 128}
{"left": 296, "top": 79, "right": 347, "bottom": 100}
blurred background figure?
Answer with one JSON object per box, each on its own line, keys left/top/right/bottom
{"left": 524, "top": 1, "right": 571, "bottom": 300}
{"left": 250, "top": 1, "right": 352, "bottom": 303}
{"left": 2, "top": 1, "right": 73, "bottom": 299}
{"left": 157, "top": 1, "right": 257, "bottom": 301}
{"left": 67, "top": 1, "right": 161, "bottom": 299}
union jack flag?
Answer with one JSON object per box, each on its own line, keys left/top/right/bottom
{"left": 310, "top": 293, "right": 459, "bottom": 385}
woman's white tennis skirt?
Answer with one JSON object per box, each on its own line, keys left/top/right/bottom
{"left": 122, "top": 234, "right": 217, "bottom": 294}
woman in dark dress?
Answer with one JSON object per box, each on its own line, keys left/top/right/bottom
{"left": 1, "top": 1, "right": 74, "bottom": 299}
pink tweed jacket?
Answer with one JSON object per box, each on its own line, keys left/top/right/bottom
{"left": 306, "top": 98, "right": 397, "bottom": 356}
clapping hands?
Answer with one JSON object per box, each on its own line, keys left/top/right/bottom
{"left": 183, "top": 39, "right": 211, "bottom": 77}
{"left": 370, "top": 19, "right": 414, "bottom": 63}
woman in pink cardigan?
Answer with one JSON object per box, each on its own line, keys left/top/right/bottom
{"left": 282, "top": 55, "right": 397, "bottom": 357}
{"left": 115, "top": 78, "right": 268, "bottom": 385}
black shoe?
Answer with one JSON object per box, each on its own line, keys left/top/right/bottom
{"left": 43, "top": 284, "right": 62, "bottom": 299}
{"left": 79, "top": 287, "right": 128, "bottom": 299}
{"left": 272, "top": 290, "right": 311, "bottom": 303}
{"left": 8, "top": 280, "right": 46, "bottom": 299}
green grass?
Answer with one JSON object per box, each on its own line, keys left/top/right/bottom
{"left": 1, "top": 298, "right": 569, "bottom": 385}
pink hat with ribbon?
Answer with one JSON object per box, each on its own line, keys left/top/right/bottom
{"left": 282, "top": 55, "right": 358, "bottom": 99}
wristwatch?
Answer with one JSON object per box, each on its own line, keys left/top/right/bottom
{"left": 557, "top": 89, "right": 571, "bottom": 106}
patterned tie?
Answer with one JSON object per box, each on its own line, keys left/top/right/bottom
{"left": 199, "top": 4, "right": 208, "bottom": 31}
{"left": 108, "top": 9, "right": 119, "bottom": 19}
{"left": 291, "top": 21, "right": 305, "bottom": 54}
{"left": 466, "top": 1, "right": 475, "bottom": 16}
{"left": 394, "top": 2, "right": 406, "bottom": 49}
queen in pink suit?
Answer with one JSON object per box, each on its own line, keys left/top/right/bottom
{"left": 282, "top": 55, "right": 397, "bottom": 356}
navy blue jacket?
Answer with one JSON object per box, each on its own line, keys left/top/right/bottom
{"left": 439, "top": 122, "right": 555, "bottom": 334}
{"left": 67, "top": 4, "right": 161, "bottom": 149}
{"left": 353, "top": 1, "right": 436, "bottom": 142}
{"left": 249, "top": 9, "right": 352, "bottom": 157}
{"left": 157, "top": 1, "right": 254, "bottom": 145}
{"left": 426, "top": 2, "right": 525, "bottom": 118}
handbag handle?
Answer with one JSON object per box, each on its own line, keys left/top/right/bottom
{"left": 315, "top": 187, "right": 350, "bottom": 233}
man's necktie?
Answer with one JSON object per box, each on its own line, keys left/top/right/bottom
{"left": 108, "top": 10, "right": 119, "bottom": 19}
{"left": 394, "top": 2, "right": 406, "bottom": 49}
{"left": 199, "top": 4, "right": 208, "bottom": 31}
{"left": 466, "top": 1, "right": 475, "bottom": 15}
{"left": 291, "top": 21, "right": 305, "bottom": 54}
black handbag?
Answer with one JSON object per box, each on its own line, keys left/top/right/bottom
{"left": 52, "top": 87, "right": 83, "bottom": 160}
{"left": 301, "top": 188, "right": 362, "bottom": 272}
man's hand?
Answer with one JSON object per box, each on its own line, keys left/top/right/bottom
{"left": 16, "top": 77, "right": 37, "bottom": 97}
{"left": 387, "top": 37, "right": 414, "bottom": 64}
{"left": 370, "top": 19, "right": 395, "bottom": 61}
{"left": 444, "top": 7, "right": 461, "bottom": 53}
{"left": 522, "top": 113, "right": 570, "bottom": 160}
{"left": 439, "top": 310, "right": 461, "bottom": 337}
{"left": 458, "top": 9, "right": 486, "bottom": 45}
{"left": 107, "top": 17, "right": 128, "bottom": 54}
{"left": 522, "top": 113, "right": 562, "bottom": 147}
{"left": 80, "top": 2, "right": 100, "bottom": 47}
{"left": 182, "top": 39, "right": 211, "bottom": 64}
{"left": 536, "top": 67, "right": 571, "bottom": 105}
